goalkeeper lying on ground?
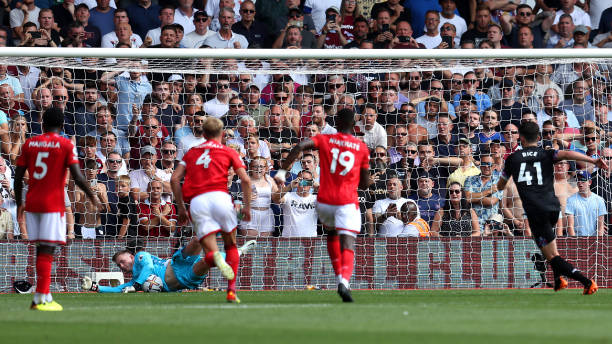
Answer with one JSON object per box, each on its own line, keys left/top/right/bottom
{"left": 81, "top": 238, "right": 257, "bottom": 293}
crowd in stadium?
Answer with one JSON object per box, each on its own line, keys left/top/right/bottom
{"left": 0, "top": 0, "right": 610, "bottom": 240}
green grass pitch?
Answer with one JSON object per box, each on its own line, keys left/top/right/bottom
{"left": 1, "top": 289, "right": 611, "bottom": 343}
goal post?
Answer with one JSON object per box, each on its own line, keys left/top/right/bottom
{"left": 0, "top": 48, "right": 610, "bottom": 292}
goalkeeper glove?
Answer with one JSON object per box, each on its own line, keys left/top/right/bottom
{"left": 122, "top": 286, "right": 136, "bottom": 293}
{"left": 81, "top": 276, "right": 99, "bottom": 292}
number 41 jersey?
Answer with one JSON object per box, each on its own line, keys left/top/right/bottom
{"left": 502, "top": 146, "right": 560, "bottom": 213}
{"left": 180, "top": 139, "right": 245, "bottom": 203}
{"left": 311, "top": 133, "right": 370, "bottom": 206}
{"left": 16, "top": 132, "right": 79, "bottom": 213}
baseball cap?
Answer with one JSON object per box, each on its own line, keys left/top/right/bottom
{"left": 327, "top": 6, "right": 340, "bottom": 14}
{"left": 140, "top": 145, "right": 156, "bottom": 156}
{"left": 288, "top": 7, "right": 302, "bottom": 15}
{"left": 458, "top": 137, "right": 471, "bottom": 145}
{"left": 576, "top": 170, "right": 591, "bottom": 181}
{"left": 574, "top": 25, "right": 589, "bottom": 35}
{"left": 168, "top": 74, "right": 183, "bottom": 82}
{"left": 489, "top": 139, "right": 502, "bottom": 144}
{"left": 488, "top": 213, "right": 504, "bottom": 224}
{"left": 246, "top": 82, "right": 260, "bottom": 91}
{"left": 425, "top": 96, "right": 442, "bottom": 104}
{"left": 500, "top": 78, "right": 514, "bottom": 88}
{"left": 552, "top": 107, "right": 565, "bottom": 114}
{"left": 417, "top": 171, "right": 433, "bottom": 180}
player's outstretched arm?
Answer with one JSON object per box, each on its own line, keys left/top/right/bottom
{"left": 69, "top": 163, "right": 102, "bottom": 209}
{"left": 556, "top": 150, "right": 609, "bottom": 170}
{"left": 170, "top": 164, "right": 188, "bottom": 225}
{"left": 275, "top": 139, "right": 315, "bottom": 182}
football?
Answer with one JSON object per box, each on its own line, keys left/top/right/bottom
{"left": 142, "top": 274, "right": 163, "bottom": 293}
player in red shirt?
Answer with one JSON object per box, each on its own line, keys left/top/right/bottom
{"left": 275, "top": 108, "right": 371, "bottom": 302}
{"left": 171, "top": 117, "right": 252, "bottom": 303}
{"left": 14, "top": 107, "right": 101, "bottom": 311}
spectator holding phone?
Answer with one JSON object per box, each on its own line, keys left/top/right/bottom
{"left": 388, "top": 20, "right": 423, "bottom": 49}
{"left": 438, "top": 22, "right": 457, "bottom": 48}
{"left": 316, "top": 6, "right": 350, "bottom": 49}
{"left": 370, "top": 7, "right": 394, "bottom": 48}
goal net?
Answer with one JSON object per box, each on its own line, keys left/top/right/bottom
{"left": 0, "top": 48, "right": 610, "bottom": 292}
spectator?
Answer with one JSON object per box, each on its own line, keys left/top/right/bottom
{"left": 130, "top": 144, "right": 171, "bottom": 203}
{"left": 547, "top": 13, "right": 575, "bottom": 48}
{"left": 416, "top": 10, "right": 442, "bottom": 49}
{"left": 73, "top": 3, "right": 101, "bottom": 46}
{"left": 397, "top": 200, "right": 430, "bottom": 237}
{"left": 0, "top": 65, "right": 24, "bottom": 102}
{"left": 502, "top": 123, "right": 521, "bottom": 159}
{"left": 356, "top": 104, "right": 387, "bottom": 150}
{"left": 403, "top": 71, "right": 428, "bottom": 101}
{"left": 493, "top": 78, "right": 529, "bottom": 128}
{"left": 89, "top": 0, "right": 115, "bottom": 36}
{"left": 439, "top": 0, "right": 467, "bottom": 41}
{"left": 202, "top": 7, "right": 248, "bottom": 48}
{"left": 533, "top": 64, "right": 564, "bottom": 101}
{"left": 565, "top": 170, "right": 606, "bottom": 236}
{"left": 452, "top": 71, "right": 492, "bottom": 115}
{"left": 572, "top": 25, "right": 592, "bottom": 47}
{"left": 591, "top": 148, "right": 612, "bottom": 235}
{"left": 502, "top": 4, "right": 551, "bottom": 48}
{"left": 464, "top": 154, "right": 502, "bottom": 232}
{"left": 79, "top": 135, "right": 104, "bottom": 172}
{"left": 430, "top": 182, "right": 480, "bottom": 237}
{"left": 243, "top": 83, "right": 268, "bottom": 125}
{"left": 486, "top": 23, "right": 508, "bottom": 49}
{"left": 396, "top": 103, "right": 428, "bottom": 143}
{"left": 479, "top": 109, "right": 503, "bottom": 144}
{"left": 177, "top": 110, "right": 206, "bottom": 159}
{"left": 409, "top": 172, "right": 444, "bottom": 226}
{"left": 149, "top": 24, "right": 178, "bottom": 48}
{"left": 273, "top": 2, "right": 316, "bottom": 36}
{"left": 482, "top": 213, "right": 513, "bottom": 237}
{"left": 517, "top": 76, "right": 540, "bottom": 113}
{"left": 101, "top": 12, "right": 143, "bottom": 48}
{"left": 159, "top": 140, "right": 177, "bottom": 173}
{"left": 86, "top": 105, "right": 130, "bottom": 159}
{"left": 536, "top": 88, "right": 580, "bottom": 130}
{"left": 204, "top": 76, "right": 231, "bottom": 118}
{"left": 75, "top": 159, "right": 110, "bottom": 238}
{"left": 552, "top": 0, "right": 591, "bottom": 31}
{"left": 137, "top": 179, "right": 176, "bottom": 237}
{"left": 373, "top": 177, "right": 408, "bottom": 237}
{"left": 410, "top": 142, "right": 450, "bottom": 197}
{"left": 461, "top": 4, "right": 491, "bottom": 47}
{"left": 126, "top": 0, "right": 160, "bottom": 40}
{"left": 304, "top": 0, "right": 342, "bottom": 34}
{"left": 259, "top": 104, "right": 297, "bottom": 158}
{"left": 8, "top": 115, "right": 27, "bottom": 164}
{"left": 173, "top": 0, "right": 197, "bottom": 35}
{"left": 9, "top": 0, "right": 41, "bottom": 44}
{"left": 129, "top": 117, "right": 165, "bottom": 170}
{"left": 446, "top": 137, "right": 481, "bottom": 187}
{"left": 560, "top": 78, "right": 594, "bottom": 125}
{"left": 316, "top": 6, "right": 349, "bottom": 49}
{"left": 277, "top": 170, "right": 317, "bottom": 237}
{"left": 553, "top": 159, "right": 578, "bottom": 235}
{"left": 182, "top": 10, "right": 214, "bottom": 48}
{"left": 24, "top": 87, "right": 50, "bottom": 137}
{"left": 431, "top": 113, "right": 457, "bottom": 157}
{"left": 239, "top": 157, "right": 278, "bottom": 237}
{"left": 145, "top": 5, "right": 175, "bottom": 46}
{"left": 369, "top": 7, "right": 394, "bottom": 48}
{"left": 232, "top": 0, "right": 268, "bottom": 49}
{"left": 116, "top": 174, "right": 138, "bottom": 238}
{"left": 71, "top": 81, "right": 100, "bottom": 138}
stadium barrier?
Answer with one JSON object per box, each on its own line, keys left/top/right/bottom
{"left": 1, "top": 237, "right": 609, "bottom": 292}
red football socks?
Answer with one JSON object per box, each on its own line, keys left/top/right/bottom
{"left": 225, "top": 244, "right": 239, "bottom": 292}
{"left": 341, "top": 249, "right": 355, "bottom": 282}
{"left": 327, "top": 235, "right": 341, "bottom": 276}
{"left": 35, "top": 252, "right": 53, "bottom": 295}
{"left": 204, "top": 251, "right": 216, "bottom": 267}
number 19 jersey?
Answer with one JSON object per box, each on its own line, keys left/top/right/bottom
{"left": 180, "top": 139, "right": 246, "bottom": 203}
{"left": 311, "top": 133, "right": 370, "bottom": 206}
{"left": 16, "top": 132, "right": 78, "bottom": 213}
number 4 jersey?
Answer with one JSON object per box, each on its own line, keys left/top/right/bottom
{"left": 311, "top": 133, "right": 370, "bottom": 206}
{"left": 502, "top": 146, "right": 560, "bottom": 213}
{"left": 180, "top": 139, "right": 246, "bottom": 203}
{"left": 16, "top": 132, "right": 79, "bottom": 213}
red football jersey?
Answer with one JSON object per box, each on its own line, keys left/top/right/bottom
{"left": 16, "top": 132, "right": 78, "bottom": 213}
{"left": 311, "top": 133, "right": 370, "bottom": 206}
{"left": 180, "top": 139, "right": 245, "bottom": 203}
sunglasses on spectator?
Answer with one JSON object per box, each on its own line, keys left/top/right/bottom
{"left": 449, "top": 189, "right": 461, "bottom": 194}
{"left": 162, "top": 149, "right": 176, "bottom": 154}
{"left": 464, "top": 79, "right": 477, "bottom": 83}
{"left": 375, "top": 152, "right": 386, "bottom": 157}
{"left": 218, "top": 84, "right": 230, "bottom": 89}
{"left": 602, "top": 156, "right": 612, "bottom": 160}
{"left": 194, "top": 17, "right": 209, "bottom": 22}
{"left": 431, "top": 87, "right": 443, "bottom": 91}
{"left": 229, "top": 103, "right": 243, "bottom": 107}
{"left": 194, "top": 118, "right": 205, "bottom": 123}
{"left": 145, "top": 125, "right": 159, "bottom": 130}
{"left": 275, "top": 96, "right": 288, "bottom": 101}
{"left": 452, "top": 80, "right": 462, "bottom": 84}
{"left": 480, "top": 161, "right": 492, "bottom": 166}
{"left": 289, "top": 14, "right": 301, "bottom": 19}
{"left": 542, "top": 130, "right": 555, "bottom": 136}
{"left": 407, "top": 149, "right": 417, "bottom": 154}
{"left": 585, "top": 136, "right": 598, "bottom": 142}
{"left": 517, "top": 11, "right": 532, "bottom": 16}
{"left": 107, "top": 159, "right": 121, "bottom": 164}
{"left": 241, "top": 9, "right": 255, "bottom": 13}
{"left": 506, "top": 130, "right": 518, "bottom": 135}
{"left": 53, "top": 95, "right": 68, "bottom": 100}
{"left": 396, "top": 132, "right": 408, "bottom": 136}
{"left": 240, "top": 79, "right": 251, "bottom": 83}
{"left": 328, "top": 83, "right": 343, "bottom": 89}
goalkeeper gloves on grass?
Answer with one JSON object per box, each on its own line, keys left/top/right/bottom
{"left": 81, "top": 276, "right": 98, "bottom": 292}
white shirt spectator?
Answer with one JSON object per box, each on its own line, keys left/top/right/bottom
{"left": 205, "top": 0, "right": 243, "bottom": 27}
{"left": 174, "top": 8, "right": 198, "bottom": 34}
{"left": 553, "top": 7, "right": 592, "bottom": 28}
{"left": 75, "top": 0, "right": 117, "bottom": 9}
{"left": 304, "top": 0, "right": 342, "bottom": 33}
{"left": 320, "top": 123, "right": 337, "bottom": 134}
{"left": 280, "top": 192, "right": 317, "bottom": 237}
{"left": 415, "top": 34, "right": 441, "bottom": 49}
{"left": 101, "top": 31, "right": 143, "bottom": 48}
{"left": 129, "top": 168, "right": 172, "bottom": 202}
{"left": 0, "top": 74, "right": 23, "bottom": 96}
{"left": 182, "top": 29, "right": 217, "bottom": 48}
{"left": 145, "top": 27, "right": 162, "bottom": 45}
{"left": 203, "top": 97, "right": 229, "bottom": 118}
{"left": 10, "top": 6, "right": 41, "bottom": 29}
{"left": 16, "top": 66, "right": 40, "bottom": 110}
{"left": 373, "top": 197, "right": 408, "bottom": 237}
{"left": 177, "top": 136, "right": 206, "bottom": 160}
{"left": 202, "top": 30, "right": 249, "bottom": 48}
{"left": 356, "top": 120, "right": 387, "bottom": 149}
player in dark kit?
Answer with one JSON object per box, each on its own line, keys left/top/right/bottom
{"left": 490, "top": 122, "right": 605, "bottom": 294}
{"left": 274, "top": 108, "right": 371, "bottom": 302}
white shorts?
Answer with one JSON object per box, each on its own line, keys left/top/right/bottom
{"left": 26, "top": 212, "right": 66, "bottom": 245}
{"left": 240, "top": 208, "right": 274, "bottom": 233}
{"left": 189, "top": 191, "right": 238, "bottom": 240}
{"left": 316, "top": 202, "right": 361, "bottom": 237}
